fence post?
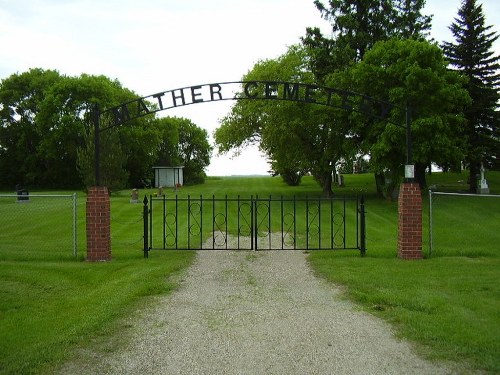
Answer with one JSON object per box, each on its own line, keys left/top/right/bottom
{"left": 429, "top": 190, "right": 433, "bottom": 257}
{"left": 86, "top": 186, "right": 111, "bottom": 261}
{"left": 359, "top": 196, "right": 366, "bottom": 256}
{"left": 72, "top": 193, "right": 77, "bottom": 258}
{"left": 143, "top": 195, "right": 149, "bottom": 258}
{"left": 251, "top": 196, "right": 256, "bottom": 250}
{"left": 397, "top": 182, "right": 422, "bottom": 259}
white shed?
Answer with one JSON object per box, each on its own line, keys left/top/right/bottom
{"left": 153, "top": 166, "right": 184, "bottom": 188}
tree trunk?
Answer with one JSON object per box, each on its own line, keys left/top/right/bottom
{"left": 414, "top": 163, "right": 427, "bottom": 189}
{"left": 322, "top": 175, "right": 334, "bottom": 197}
{"left": 469, "top": 162, "right": 479, "bottom": 194}
{"left": 374, "top": 171, "right": 385, "bottom": 198}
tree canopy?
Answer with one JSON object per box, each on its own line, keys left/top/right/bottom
{"left": 215, "top": 0, "right": 470, "bottom": 196}
{"left": 349, "top": 38, "right": 470, "bottom": 192}
{"left": 0, "top": 68, "right": 212, "bottom": 189}
{"left": 442, "top": 0, "right": 500, "bottom": 192}
{"left": 215, "top": 46, "right": 357, "bottom": 196}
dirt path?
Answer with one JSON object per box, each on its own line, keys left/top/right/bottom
{"left": 58, "top": 250, "right": 455, "bottom": 374}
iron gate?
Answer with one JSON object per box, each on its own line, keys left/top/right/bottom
{"left": 143, "top": 195, "right": 365, "bottom": 257}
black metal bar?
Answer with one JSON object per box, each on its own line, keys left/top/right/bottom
{"left": 280, "top": 196, "right": 284, "bottom": 249}
{"left": 293, "top": 196, "right": 296, "bottom": 250}
{"left": 162, "top": 194, "right": 166, "bottom": 249}
{"left": 330, "top": 198, "right": 334, "bottom": 249}
{"left": 343, "top": 198, "right": 347, "bottom": 248}
{"left": 268, "top": 196, "right": 271, "bottom": 249}
{"left": 249, "top": 196, "right": 253, "bottom": 250}
{"left": 149, "top": 194, "right": 153, "bottom": 252}
{"left": 175, "top": 195, "right": 178, "bottom": 250}
{"left": 93, "top": 103, "right": 100, "bottom": 186}
{"left": 253, "top": 195, "right": 257, "bottom": 250}
{"left": 306, "top": 196, "right": 309, "bottom": 249}
{"left": 405, "top": 103, "right": 414, "bottom": 183}
{"left": 187, "top": 195, "right": 191, "bottom": 249}
{"left": 357, "top": 196, "right": 361, "bottom": 251}
{"left": 237, "top": 195, "right": 241, "bottom": 249}
{"left": 360, "top": 196, "right": 366, "bottom": 256}
{"left": 143, "top": 195, "right": 149, "bottom": 258}
{"left": 406, "top": 103, "right": 412, "bottom": 165}
{"left": 225, "top": 195, "right": 228, "bottom": 250}
{"left": 318, "top": 197, "right": 322, "bottom": 249}
{"left": 199, "top": 195, "right": 203, "bottom": 250}
{"left": 356, "top": 197, "right": 359, "bottom": 250}
{"left": 212, "top": 195, "right": 215, "bottom": 249}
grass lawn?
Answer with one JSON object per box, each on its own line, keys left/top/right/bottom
{"left": 308, "top": 171, "right": 500, "bottom": 373}
{"left": 0, "top": 193, "right": 195, "bottom": 374}
{"left": 0, "top": 171, "right": 499, "bottom": 373}
{"left": 0, "top": 253, "right": 193, "bottom": 374}
{"left": 308, "top": 254, "right": 500, "bottom": 373}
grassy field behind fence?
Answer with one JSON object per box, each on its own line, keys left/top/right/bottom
{"left": 0, "top": 194, "right": 81, "bottom": 261}
{"left": 0, "top": 171, "right": 499, "bottom": 374}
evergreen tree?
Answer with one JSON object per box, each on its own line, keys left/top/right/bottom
{"left": 442, "top": 0, "right": 500, "bottom": 192}
{"left": 309, "top": 0, "right": 432, "bottom": 63}
{"left": 392, "top": 0, "right": 432, "bottom": 39}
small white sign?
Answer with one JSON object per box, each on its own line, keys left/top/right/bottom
{"left": 405, "top": 165, "right": 415, "bottom": 179}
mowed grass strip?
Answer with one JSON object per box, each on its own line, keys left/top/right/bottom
{"left": 0, "top": 253, "right": 193, "bottom": 374}
{"left": 0, "top": 171, "right": 499, "bottom": 373}
{"left": 308, "top": 254, "right": 500, "bottom": 373}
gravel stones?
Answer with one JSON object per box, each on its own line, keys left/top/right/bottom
{"left": 59, "top": 250, "right": 455, "bottom": 374}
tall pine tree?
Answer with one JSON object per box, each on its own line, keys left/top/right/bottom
{"left": 442, "top": 0, "right": 500, "bottom": 192}
{"left": 308, "top": 0, "right": 432, "bottom": 64}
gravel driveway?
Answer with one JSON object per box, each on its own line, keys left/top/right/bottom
{"left": 59, "top": 250, "right": 455, "bottom": 374}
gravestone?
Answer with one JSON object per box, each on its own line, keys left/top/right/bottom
{"left": 130, "top": 188, "right": 139, "bottom": 203}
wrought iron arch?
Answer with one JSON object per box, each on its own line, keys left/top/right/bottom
{"left": 92, "top": 80, "right": 413, "bottom": 186}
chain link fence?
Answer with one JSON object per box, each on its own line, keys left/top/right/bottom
{"left": 110, "top": 195, "right": 145, "bottom": 254}
{"left": 429, "top": 191, "right": 500, "bottom": 257}
{"left": 0, "top": 193, "right": 78, "bottom": 261}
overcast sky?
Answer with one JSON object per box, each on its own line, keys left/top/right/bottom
{"left": 1, "top": 0, "right": 499, "bottom": 175}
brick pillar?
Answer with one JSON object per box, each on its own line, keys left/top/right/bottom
{"left": 86, "top": 186, "right": 111, "bottom": 261}
{"left": 398, "top": 182, "right": 422, "bottom": 259}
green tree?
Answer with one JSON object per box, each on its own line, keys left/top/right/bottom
{"left": 119, "top": 122, "right": 161, "bottom": 188}
{"left": 67, "top": 74, "right": 146, "bottom": 189}
{"left": 77, "top": 126, "right": 129, "bottom": 191}
{"left": 153, "top": 118, "right": 180, "bottom": 168}
{"left": 215, "top": 46, "right": 356, "bottom": 196}
{"left": 441, "top": 0, "right": 500, "bottom": 192}
{"left": 0, "top": 69, "right": 158, "bottom": 189}
{"left": 350, "top": 39, "right": 470, "bottom": 195}
{"left": 303, "top": 0, "right": 433, "bottom": 195}
{"left": 392, "top": 0, "right": 433, "bottom": 39}
{"left": 0, "top": 68, "right": 64, "bottom": 188}
{"left": 177, "top": 118, "right": 212, "bottom": 185}
{"left": 154, "top": 117, "right": 212, "bottom": 185}
{"left": 310, "top": 0, "right": 431, "bottom": 62}
{"left": 39, "top": 73, "right": 139, "bottom": 189}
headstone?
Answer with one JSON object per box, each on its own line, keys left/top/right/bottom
{"left": 130, "top": 188, "right": 139, "bottom": 203}
{"left": 16, "top": 185, "right": 29, "bottom": 203}
{"left": 338, "top": 174, "right": 345, "bottom": 187}
{"left": 478, "top": 163, "right": 490, "bottom": 194}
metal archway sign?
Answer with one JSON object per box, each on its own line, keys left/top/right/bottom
{"left": 92, "top": 80, "right": 413, "bottom": 186}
